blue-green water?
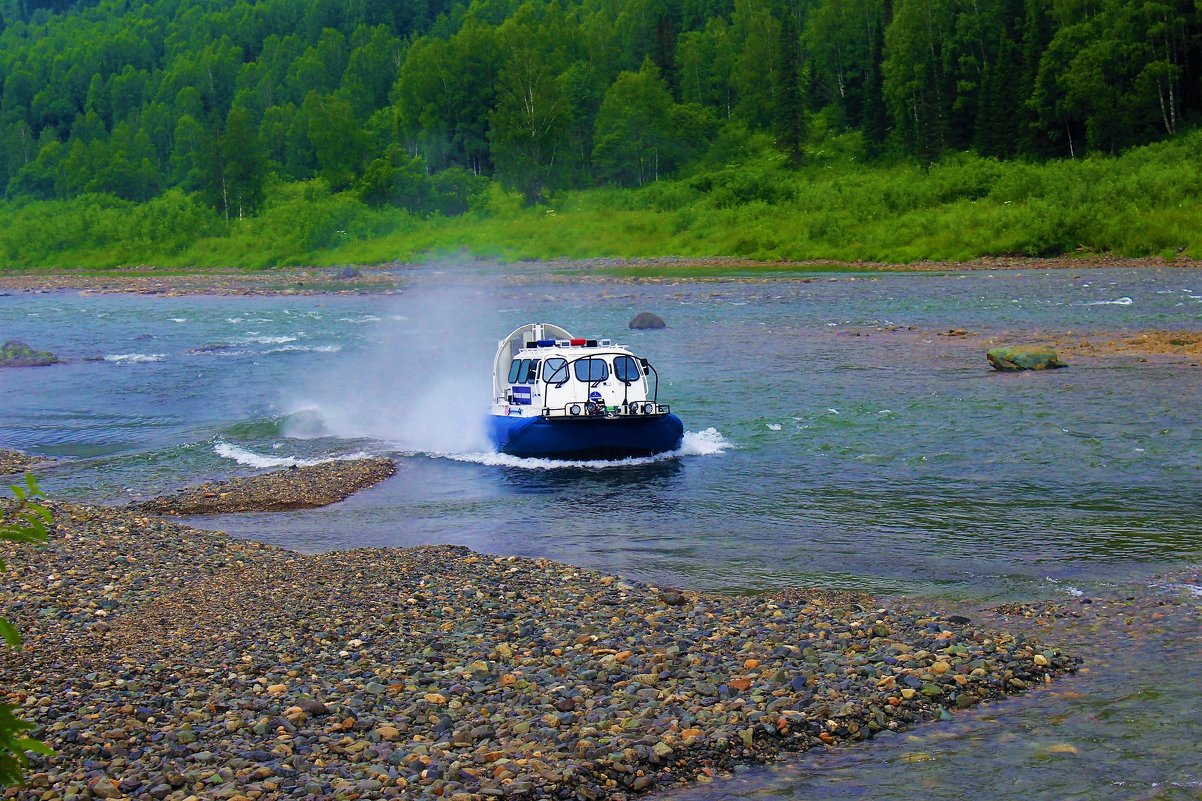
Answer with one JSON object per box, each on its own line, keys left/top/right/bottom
{"left": 3, "top": 266, "right": 1201, "bottom": 797}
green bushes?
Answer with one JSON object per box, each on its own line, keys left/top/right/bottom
{"left": 1, "top": 475, "right": 53, "bottom": 787}
{"left": 1, "top": 129, "right": 1201, "bottom": 268}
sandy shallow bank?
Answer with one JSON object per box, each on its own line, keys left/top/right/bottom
{"left": 839, "top": 326, "right": 1202, "bottom": 366}
{"left": 134, "top": 459, "right": 397, "bottom": 515}
{"left": 1, "top": 256, "right": 1199, "bottom": 296}
{"left": 1, "top": 503, "right": 1077, "bottom": 801}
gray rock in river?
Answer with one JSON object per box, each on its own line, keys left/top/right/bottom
{"left": 629, "top": 311, "right": 666, "bottom": 330}
{"left": 0, "top": 339, "right": 61, "bottom": 367}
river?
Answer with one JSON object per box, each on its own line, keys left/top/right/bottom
{"left": 2, "top": 264, "right": 1200, "bottom": 797}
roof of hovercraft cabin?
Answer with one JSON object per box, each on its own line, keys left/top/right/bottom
{"left": 493, "top": 323, "right": 640, "bottom": 396}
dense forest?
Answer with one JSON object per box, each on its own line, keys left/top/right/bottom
{"left": 0, "top": 0, "right": 1200, "bottom": 266}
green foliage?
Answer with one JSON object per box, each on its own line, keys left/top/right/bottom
{"left": 593, "top": 62, "right": 677, "bottom": 186}
{"left": 1, "top": 127, "right": 1202, "bottom": 267}
{"left": 0, "top": 474, "right": 54, "bottom": 787}
{"left": 0, "top": 0, "right": 1198, "bottom": 266}
{"left": 0, "top": 0, "right": 1198, "bottom": 230}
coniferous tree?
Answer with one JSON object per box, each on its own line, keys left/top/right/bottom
{"left": 775, "top": 11, "right": 805, "bottom": 164}
{"left": 653, "top": 13, "right": 678, "bottom": 98}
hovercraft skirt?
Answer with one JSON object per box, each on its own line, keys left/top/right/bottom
{"left": 488, "top": 414, "right": 684, "bottom": 460}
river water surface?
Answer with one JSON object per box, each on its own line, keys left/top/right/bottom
{"left": 2, "top": 265, "right": 1200, "bottom": 798}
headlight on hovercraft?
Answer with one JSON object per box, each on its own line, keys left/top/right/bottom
{"left": 569, "top": 404, "right": 582, "bottom": 416}
{"left": 643, "top": 402, "right": 655, "bottom": 414}
{"left": 627, "top": 403, "right": 639, "bottom": 415}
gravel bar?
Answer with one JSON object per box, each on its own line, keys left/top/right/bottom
{"left": 134, "top": 459, "right": 397, "bottom": 514}
{"left": 0, "top": 448, "right": 53, "bottom": 476}
{"left": 1, "top": 503, "right": 1078, "bottom": 801}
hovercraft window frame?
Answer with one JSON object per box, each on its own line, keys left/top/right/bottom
{"left": 613, "top": 355, "right": 642, "bottom": 385}
{"left": 542, "top": 357, "right": 569, "bottom": 385}
{"left": 574, "top": 357, "right": 609, "bottom": 384}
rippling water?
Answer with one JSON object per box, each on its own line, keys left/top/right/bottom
{"left": 3, "top": 265, "right": 1201, "bottom": 798}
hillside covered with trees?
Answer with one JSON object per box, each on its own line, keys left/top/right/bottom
{"left": 0, "top": 0, "right": 1200, "bottom": 267}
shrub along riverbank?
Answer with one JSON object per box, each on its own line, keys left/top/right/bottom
{"left": 2, "top": 129, "right": 1200, "bottom": 271}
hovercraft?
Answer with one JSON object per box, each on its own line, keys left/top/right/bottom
{"left": 489, "top": 323, "right": 684, "bottom": 460}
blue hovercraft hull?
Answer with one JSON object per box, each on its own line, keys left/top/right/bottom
{"left": 488, "top": 413, "right": 684, "bottom": 460}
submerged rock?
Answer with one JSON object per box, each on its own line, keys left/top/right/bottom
{"left": 629, "top": 311, "right": 666, "bottom": 330}
{"left": 987, "top": 345, "right": 1067, "bottom": 371}
{"left": 0, "top": 339, "right": 60, "bottom": 367}
{"left": 188, "top": 342, "right": 232, "bottom": 354}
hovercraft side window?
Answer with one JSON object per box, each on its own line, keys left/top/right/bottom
{"left": 613, "top": 355, "right": 641, "bottom": 384}
{"left": 524, "top": 359, "right": 541, "bottom": 383}
{"left": 507, "top": 359, "right": 522, "bottom": 384}
{"left": 574, "top": 358, "right": 609, "bottom": 383}
{"left": 543, "top": 357, "right": 568, "bottom": 384}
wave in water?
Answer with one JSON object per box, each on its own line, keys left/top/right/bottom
{"left": 104, "top": 353, "right": 165, "bottom": 363}
{"left": 438, "top": 427, "right": 733, "bottom": 470}
{"left": 241, "top": 335, "right": 298, "bottom": 345}
{"left": 264, "top": 344, "right": 342, "bottom": 354}
{"left": 213, "top": 440, "right": 374, "bottom": 468}
{"left": 1083, "top": 297, "right": 1134, "bottom": 306}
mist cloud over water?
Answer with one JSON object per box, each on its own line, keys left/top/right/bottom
{"left": 280, "top": 282, "right": 499, "bottom": 454}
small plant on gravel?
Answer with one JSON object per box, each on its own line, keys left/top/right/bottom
{"left": 0, "top": 474, "right": 54, "bottom": 786}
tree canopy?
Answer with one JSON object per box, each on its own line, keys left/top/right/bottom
{"left": 0, "top": 0, "right": 1198, "bottom": 214}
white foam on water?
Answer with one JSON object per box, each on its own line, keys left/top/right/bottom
{"left": 213, "top": 440, "right": 373, "bottom": 469}
{"left": 681, "top": 427, "right": 733, "bottom": 455}
{"left": 264, "top": 344, "right": 341, "bottom": 354}
{"left": 1084, "top": 297, "right": 1134, "bottom": 306}
{"left": 104, "top": 353, "right": 165, "bottom": 363}
{"left": 1044, "top": 577, "right": 1085, "bottom": 596}
{"left": 766, "top": 423, "right": 782, "bottom": 431}
{"left": 170, "top": 318, "right": 188, "bottom": 323}
{"left": 436, "top": 428, "right": 733, "bottom": 470}
{"left": 339, "top": 315, "right": 382, "bottom": 324}
{"left": 242, "top": 335, "right": 299, "bottom": 345}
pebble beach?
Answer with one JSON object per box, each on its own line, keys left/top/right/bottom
{"left": 2, "top": 502, "right": 1077, "bottom": 801}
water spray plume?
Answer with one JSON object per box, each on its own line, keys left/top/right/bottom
{"left": 281, "top": 282, "right": 498, "bottom": 454}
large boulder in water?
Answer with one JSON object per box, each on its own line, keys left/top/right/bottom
{"left": 1, "top": 340, "right": 61, "bottom": 367}
{"left": 987, "top": 345, "right": 1066, "bottom": 372}
{"left": 629, "top": 311, "right": 666, "bottom": 330}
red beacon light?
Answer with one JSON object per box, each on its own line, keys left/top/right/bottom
{"left": 570, "top": 338, "right": 587, "bottom": 346}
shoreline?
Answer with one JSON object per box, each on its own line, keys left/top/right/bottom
{"left": 2, "top": 502, "right": 1078, "bottom": 801}
{"left": 1, "top": 255, "right": 1201, "bottom": 296}
{"left": 0, "top": 448, "right": 54, "bottom": 475}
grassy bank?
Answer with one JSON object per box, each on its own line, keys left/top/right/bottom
{"left": 2, "top": 130, "right": 1201, "bottom": 270}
